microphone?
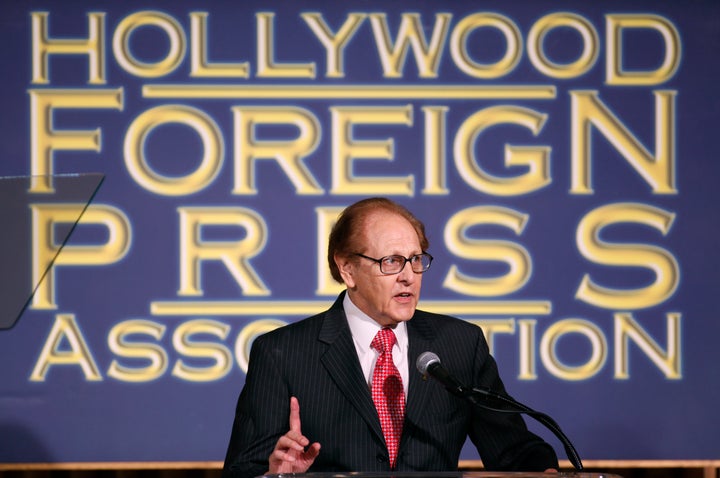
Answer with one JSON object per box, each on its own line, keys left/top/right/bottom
{"left": 416, "top": 351, "right": 584, "bottom": 471}
{"left": 416, "top": 351, "right": 469, "bottom": 397}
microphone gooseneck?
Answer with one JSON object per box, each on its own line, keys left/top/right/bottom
{"left": 416, "top": 351, "right": 584, "bottom": 471}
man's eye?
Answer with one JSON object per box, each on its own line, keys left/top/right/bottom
{"left": 384, "top": 256, "right": 402, "bottom": 266}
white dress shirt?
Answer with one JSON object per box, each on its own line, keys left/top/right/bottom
{"left": 343, "top": 293, "right": 409, "bottom": 396}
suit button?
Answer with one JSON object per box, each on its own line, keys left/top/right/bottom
{"left": 376, "top": 454, "right": 388, "bottom": 463}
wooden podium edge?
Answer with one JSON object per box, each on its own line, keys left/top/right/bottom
{"left": 0, "top": 460, "right": 719, "bottom": 473}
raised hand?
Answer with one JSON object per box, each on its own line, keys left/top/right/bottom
{"left": 268, "top": 396, "right": 321, "bottom": 474}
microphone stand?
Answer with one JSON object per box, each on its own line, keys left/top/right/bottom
{"left": 463, "top": 386, "right": 584, "bottom": 471}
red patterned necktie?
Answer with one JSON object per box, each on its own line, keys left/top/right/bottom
{"left": 371, "top": 327, "right": 405, "bottom": 469}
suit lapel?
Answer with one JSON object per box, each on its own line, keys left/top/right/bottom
{"left": 318, "top": 294, "right": 384, "bottom": 442}
{"left": 405, "top": 311, "right": 437, "bottom": 428}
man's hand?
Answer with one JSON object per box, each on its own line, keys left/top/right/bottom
{"left": 268, "top": 396, "right": 321, "bottom": 474}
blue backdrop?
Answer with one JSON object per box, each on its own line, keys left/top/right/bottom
{"left": 1, "top": 0, "right": 719, "bottom": 465}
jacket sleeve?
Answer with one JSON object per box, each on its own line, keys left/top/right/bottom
{"left": 222, "top": 334, "right": 290, "bottom": 478}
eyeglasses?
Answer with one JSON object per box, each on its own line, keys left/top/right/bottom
{"left": 354, "top": 252, "right": 433, "bottom": 275}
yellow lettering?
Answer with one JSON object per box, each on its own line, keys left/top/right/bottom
{"left": 107, "top": 320, "right": 168, "bottom": 382}
{"left": 450, "top": 13, "right": 521, "bottom": 79}
{"left": 124, "top": 105, "right": 223, "bottom": 196}
{"left": 301, "top": 13, "right": 366, "bottom": 78}
{"left": 172, "top": 319, "right": 233, "bottom": 382}
{"left": 575, "top": 202, "right": 678, "bottom": 309}
{"left": 527, "top": 13, "right": 599, "bottom": 79}
{"left": 540, "top": 319, "right": 607, "bottom": 380}
{"left": 614, "top": 312, "right": 681, "bottom": 379}
{"left": 315, "top": 206, "right": 346, "bottom": 296}
{"left": 189, "top": 12, "right": 249, "bottom": 78}
{"left": 256, "top": 12, "right": 315, "bottom": 78}
{"left": 606, "top": 14, "right": 681, "bottom": 85}
{"left": 113, "top": 11, "right": 185, "bottom": 77}
{"left": 330, "top": 105, "right": 414, "bottom": 195}
{"left": 518, "top": 319, "right": 538, "bottom": 380}
{"left": 31, "top": 204, "right": 131, "bottom": 310}
{"left": 30, "top": 314, "right": 102, "bottom": 381}
{"left": 31, "top": 12, "right": 106, "bottom": 84}
{"left": 468, "top": 319, "right": 515, "bottom": 357}
{"left": 369, "top": 13, "right": 451, "bottom": 78}
{"left": 178, "top": 207, "right": 270, "bottom": 297}
{"left": 232, "top": 106, "right": 322, "bottom": 195}
{"left": 443, "top": 206, "right": 531, "bottom": 296}
{"left": 422, "top": 106, "right": 450, "bottom": 195}
{"left": 28, "top": 89, "right": 123, "bottom": 193}
{"left": 570, "top": 90, "right": 677, "bottom": 194}
{"left": 454, "top": 105, "right": 550, "bottom": 196}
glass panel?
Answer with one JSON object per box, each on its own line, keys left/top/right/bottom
{"left": 0, "top": 173, "right": 104, "bottom": 329}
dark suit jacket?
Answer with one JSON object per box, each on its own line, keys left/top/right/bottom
{"left": 222, "top": 292, "right": 558, "bottom": 478}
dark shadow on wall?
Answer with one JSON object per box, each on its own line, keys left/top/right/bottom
{"left": 0, "top": 422, "right": 54, "bottom": 464}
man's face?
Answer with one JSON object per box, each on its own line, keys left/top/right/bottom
{"left": 337, "top": 210, "right": 424, "bottom": 327}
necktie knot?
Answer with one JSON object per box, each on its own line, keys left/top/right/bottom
{"left": 371, "top": 327, "right": 397, "bottom": 354}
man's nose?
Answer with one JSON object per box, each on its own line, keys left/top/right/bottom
{"left": 397, "top": 260, "right": 415, "bottom": 282}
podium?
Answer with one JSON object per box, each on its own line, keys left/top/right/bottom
{"left": 258, "top": 473, "right": 622, "bottom": 478}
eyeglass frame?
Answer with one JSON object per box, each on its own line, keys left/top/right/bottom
{"left": 353, "top": 252, "right": 434, "bottom": 275}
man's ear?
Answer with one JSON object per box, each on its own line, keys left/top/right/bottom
{"left": 335, "top": 253, "right": 356, "bottom": 288}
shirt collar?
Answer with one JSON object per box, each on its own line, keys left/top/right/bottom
{"left": 343, "top": 292, "right": 408, "bottom": 353}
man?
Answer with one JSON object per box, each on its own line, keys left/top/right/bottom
{"left": 222, "top": 197, "right": 558, "bottom": 478}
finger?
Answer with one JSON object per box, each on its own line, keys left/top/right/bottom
{"left": 275, "top": 433, "right": 308, "bottom": 451}
{"left": 271, "top": 448, "right": 297, "bottom": 462}
{"left": 288, "top": 396, "right": 302, "bottom": 433}
{"left": 303, "top": 442, "right": 321, "bottom": 460}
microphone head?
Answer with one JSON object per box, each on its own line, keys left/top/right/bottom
{"left": 416, "top": 351, "right": 441, "bottom": 374}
